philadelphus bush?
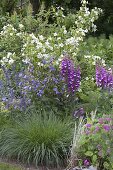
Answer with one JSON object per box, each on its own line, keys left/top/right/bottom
{"left": 0, "top": 0, "right": 102, "bottom": 110}
{"left": 0, "top": 0, "right": 102, "bottom": 66}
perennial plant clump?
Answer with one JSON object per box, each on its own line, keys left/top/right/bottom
{"left": 77, "top": 116, "right": 113, "bottom": 169}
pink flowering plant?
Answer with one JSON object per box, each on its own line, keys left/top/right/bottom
{"left": 77, "top": 116, "right": 113, "bottom": 169}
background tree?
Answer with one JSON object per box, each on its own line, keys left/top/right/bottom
{"left": 29, "top": 0, "right": 40, "bottom": 15}
{"left": 0, "top": 0, "right": 19, "bottom": 14}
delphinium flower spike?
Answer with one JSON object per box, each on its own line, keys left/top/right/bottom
{"left": 61, "top": 54, "right": 81, "bottom": 93}
{"left": 96, "top": 64, "right": 113, "bottom": 89}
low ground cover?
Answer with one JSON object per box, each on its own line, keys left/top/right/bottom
{"left": 0, "top": 162, "right": 22, "bottom": 170}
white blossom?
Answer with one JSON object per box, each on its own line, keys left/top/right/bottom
{"left": 22, "top": 58, "right": 30, "bottom": 64}
{"left": 9, "top": 58, "right": 14, "bottom": 64}
{"left": 85, "top": 77, "right": 89, "bottom": 81}
{"left": 39, "top": 35, "right": 44, "bottom": 41}
{"left": 84, "top": 55, "right": 91, "bottom": 59}
{"left": 19, "top": 24, "right": 24, "bottom": 29}
{"left": 59, "top": 43, "right": 64, "bottom": 47}
{"left": 64, "top": 30, "right": 67, "bottom": 34}
{"left": 53, "top": 32, "right": 57, "bottom": 36}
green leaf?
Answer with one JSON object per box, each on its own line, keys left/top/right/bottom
{"left": 103, "top": 162, "right": 110, "bottom": 168}
{"left": 92, "top": 155, "right": 97, "bottom": 163}
{"left": 85, "top": 151, "right": 93, "bottom": 157}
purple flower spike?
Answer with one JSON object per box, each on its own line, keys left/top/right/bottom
{"left": 98, "top": 150, "right": 102, "bottom": 157}
{"left": 61, "top": 56, "right": 81, "bottom": 93}
{"left": 107, "top": 147, "right": 111, "bottom": 154}
{"left": 96, "top": 65, "right": 113, "bottom": 89}
{"left": 75, "top": 67, "right": 81, "bottom": 91}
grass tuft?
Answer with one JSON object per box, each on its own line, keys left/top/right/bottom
{"left": 0, "top": 114, "right": 72, "bottom": 167}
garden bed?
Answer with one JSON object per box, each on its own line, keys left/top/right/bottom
{"left": 0, "top": 0, "right": 113, "bottom": 170}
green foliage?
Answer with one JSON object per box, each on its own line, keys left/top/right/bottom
{"left": 0, "top": 112, "right": 11, "bottom": 131}
{"left": 0, "top": 114, "right": 73, "bottom": 167}
{"left": 79, "top": 35, "right": 113, "bottom": 66}
{"left": 0, "top": 163, "right": 22, "bottom": 170}
{"left": 76, "top": 35, "right": 113, "bottom": 114}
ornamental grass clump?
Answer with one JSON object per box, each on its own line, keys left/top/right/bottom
{"left": 0, "top": 114, "right": 73, "bottom": 167}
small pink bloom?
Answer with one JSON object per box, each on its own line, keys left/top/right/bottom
{"left": 85, "top": 130, "right": 91, "bottom": 135}
{"left": 95, "top": 126, "right": 100, "bottom": 132}
{"left": 93, "top": 126, "right": 100, "bottom": 133}
{"left": 84, "top": 159, "right": 90, "bottom": 166}
{"left": 86, "top": 124, "right": 92, "bottom": 128}
{"left": 105, "top": 118, "right": 112, "bottom": 121}
{"left": 98, "top": 118, "right": 104, "bottom": 124}
{"left": 103, "top": 124, "right": 111, "bottom": 132}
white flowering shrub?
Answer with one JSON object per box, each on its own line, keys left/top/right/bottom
{"left": 0, "top": 0, "right": 102, "bottom": 65}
